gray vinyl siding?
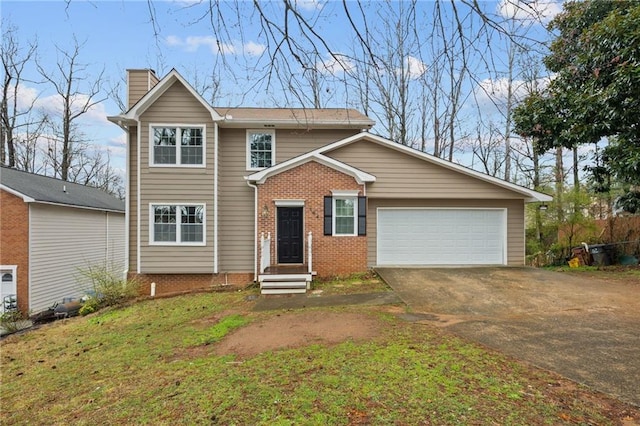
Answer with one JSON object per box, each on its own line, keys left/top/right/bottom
{"left": 327, "top": 140, "right": 524, "bottom": 199}
{"left": 218, "top": 128, "right": 254, "bottom": 271}
{"left": 128, "top": 127, "right": 138, "bottom": 272}
{"left": 29, "top": 204, "right": 125, "bottom": 312}
{"left": 276, "top": 129, "right": 360, "bottom": 161}
{"left": 138, "top": 81, "right": 216, "bottom": 273}
{"left": 367, "top": 199, "right": 525, "bottom": 267}
{"left": 216, "top": 128, "right": 358, "bottom": 272}
{"left": 106, "top": 213, "right": 126, "bottom": 273}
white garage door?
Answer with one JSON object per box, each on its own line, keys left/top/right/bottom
{"left": 377, "top": 208, "right": 506, "bottom": 265}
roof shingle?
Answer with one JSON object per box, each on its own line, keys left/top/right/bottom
{"left": 0, "top": 166, "right": 124, "bottom": 212}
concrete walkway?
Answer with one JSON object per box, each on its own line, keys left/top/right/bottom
{"left": 376, "top": 267, "right": 640, "bottom": 408}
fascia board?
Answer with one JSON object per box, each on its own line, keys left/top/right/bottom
{"left": 123, "top": 70, "right": 223, "bottom": 122}
{"left": 1, "top": 185, "right": 124, "bottom": 212}
{"left": 0, "top": 185, "right": 34, "bottom": 202}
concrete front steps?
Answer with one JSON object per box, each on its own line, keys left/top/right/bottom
{"left": 259, "top": 273, "right": 312, "bottom": 295}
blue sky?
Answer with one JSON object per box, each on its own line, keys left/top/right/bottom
{"left": 3, "top": 0, "right": 562, "bottom": 174}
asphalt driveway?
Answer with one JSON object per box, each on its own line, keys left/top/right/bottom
{"left": 376, "top": 267, "right": 640, "bottom": 407}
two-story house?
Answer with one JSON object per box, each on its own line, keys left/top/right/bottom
{"left": 108, "top": 69, "right": 551, "bottom": 296}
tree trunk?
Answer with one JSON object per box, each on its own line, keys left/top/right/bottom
{"left": 555, "top": 146, "right": 564, "bottom": 222}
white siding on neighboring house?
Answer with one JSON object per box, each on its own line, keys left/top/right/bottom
{"left": 29, "top": 204, "right": 125, "bottom": 312}
{"left": 105, "top": 212, "right": 126, "bottom": 274}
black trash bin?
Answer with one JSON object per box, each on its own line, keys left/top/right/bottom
{"left": 589, "top": 244, "right": 611, "bottom": 266}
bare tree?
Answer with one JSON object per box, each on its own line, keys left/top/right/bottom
{"left": 37, "top": 37, "right": 107, "bottom": 181}
{"left": 470, "top": 121, "right": 506, "bottom": 177}
{"left": 1, "top": 22, "right": 39, "bottom": 167}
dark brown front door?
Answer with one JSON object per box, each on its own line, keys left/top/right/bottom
{"left": 277, "top": 207, "right": 303, "bottom": 263}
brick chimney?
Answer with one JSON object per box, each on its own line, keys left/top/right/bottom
{"left": 126, "top": 69, "right": 160, "bottom": 109}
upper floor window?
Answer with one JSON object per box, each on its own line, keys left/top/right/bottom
{"left": 151, "top": 125, "right": 205, "bottom": 166}
{"left": 247, "top": 129, "right": 275, "bottom": 170}
{"left": 150, "top": 204, "right": 205, "bottom": 245}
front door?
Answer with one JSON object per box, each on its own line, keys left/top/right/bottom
{"left": 277, "top": 207, "right": 303, "bottom": 264}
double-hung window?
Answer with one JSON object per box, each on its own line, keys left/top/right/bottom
{"left": 247, "top": 130, "right": 275, "bottom": 170}
{"left": 151, "top": 204, "right": 205, "bottom": 245}
{"left": 324, "top": 191, "right": 367, "bottom": 236}
{"left": 334, "top": 198, "right": 356, "bottom": 235}
{"left": 152, "top": 125, "right": 204, "bottom": 166}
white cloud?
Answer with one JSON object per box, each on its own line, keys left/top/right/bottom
{"left": 8, "top": 82, "right": 111, "bottom": 128}
{"left": 475, "top": 76, "right": 551, "bottom": 107}
{"left": 295, "top": 0, "right": 323, "bottom": 12}
{"left": 244, "top": 41, "right": 266, "bottom": 57}
{"left": 109, "top": 132, "right": 127, "bottom": 147}
{"left": 498, "top": 0, "right": 563, "bottom": 23}
{"left": 403, "top": 56, "right": 427, "bottom": 79}
{"left": 166, "top": 35, "right": 265, "bottom": 56}
{"left": 34, "top": 92, "right": 111, "bottom": 127}
{"left": 316, "top": 54, "right": 355, "bottom": 75}
{"left": 7, "top": 83, "right": 39, "bottom": 111}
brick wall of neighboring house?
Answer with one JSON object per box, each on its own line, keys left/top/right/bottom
{"left": 0, "top": 190, "right": 30, "bottom": 313}
{"left": 131, "top": 272, "right": 254, "bottom": 297}
{"left": 257, "top": 161, "right": 368, "bottom": 277}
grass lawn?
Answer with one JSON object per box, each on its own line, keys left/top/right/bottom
{"left": 1, "top": 273, "right": 638, "bottom": 425}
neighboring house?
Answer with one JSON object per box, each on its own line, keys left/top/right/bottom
{"left": 0, "top": 167, "right": 125, "bottom": 313}
{"left": 108, "top": 68, "right": 551, "bottom": 295}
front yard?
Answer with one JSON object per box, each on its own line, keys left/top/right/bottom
{"left": 1, "top": 273, "right": 638, "bottom": 425}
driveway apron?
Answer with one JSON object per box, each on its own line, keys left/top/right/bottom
{"left": 376, "top": 267, "right": 640, "bottom": 407}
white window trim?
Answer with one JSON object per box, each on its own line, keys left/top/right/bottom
{"left": 246, "top": 129, "right": 276, "bottom": 171}
{"left": 149, "top": 123, "right": 206, "bottom": 168}
{"left": 331, "top": 190, "right": 359, "bottom": 197}
{"left": 274, "top": 200, "right": 305, "bottom": 207}
{"left": 0, "top": 265, "right": 18, "bottom": 313}
{"left": 332, "top": 196, "right": 358, "bottom": 236}
{"left": 149, "top": 203, "right": 207, "bottom": 246}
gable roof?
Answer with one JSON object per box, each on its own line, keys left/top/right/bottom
{"left": 246, "top": 153, "right": 376, "bottom": 185}
{"left": 216, "top": 107, "right": 375, "bottom": 129}
{"left": 0, "top": 166, "right": 125, "bottom": 212}
{"left": 107, "top": 68, "right": 222, "bottom": 125}
{"left": 249, "top": 132, "right": 552, "bottom": 203}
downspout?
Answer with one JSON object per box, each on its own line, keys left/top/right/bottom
{"left": 246, "top": 180, "right": 258, "bottom": 282}
{"left": 123, "top": 122, "right": 130, "bottom": 280}
{"left": 136, "top": 123, "right": 141, "bottom": 274}
{"left": 213, "top": 122, "right": 219, "bottom": 274}
{"left": 28, "top": 204, "right": 32, "bottom": 312}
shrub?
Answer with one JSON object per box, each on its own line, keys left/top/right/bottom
{"left": 0, "top": 310, "right": 30, "bottom": 334}
{"left": 77, "top": 264, "right": 140, "bottom": 314}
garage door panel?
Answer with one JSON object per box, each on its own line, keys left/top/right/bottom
{"left": 377, "top": 208, "right": 505, "bottom": 265}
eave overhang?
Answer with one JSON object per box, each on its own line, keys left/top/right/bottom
{"left": 245, "top": 153, "right": 376, "bottom": 185}
{"left": 318, "top": 132, "right": 553, "bottom": 203}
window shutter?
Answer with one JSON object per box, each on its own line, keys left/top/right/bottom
{"left": 358, "top": 196, "right": 367, "bottom": 236}
{"left": 324, "top": 196, "right": 333, "bottom": 235}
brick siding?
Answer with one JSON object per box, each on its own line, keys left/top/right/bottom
{"left": 130, "top": 272, "right": 253, "bottom": 297}
{"left": 257, "top": 161, "right": 368, "bottom": 277}
{"left": 0, "top": 190, "right": 30, "bottom": 313}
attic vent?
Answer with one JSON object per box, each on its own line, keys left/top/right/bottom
{"left": 263, "top": 124, "right": 275, "bottom": 128}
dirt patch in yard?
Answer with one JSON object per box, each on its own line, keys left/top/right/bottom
{"left": 214, "top": 311, "right": 383, "bottom": 358}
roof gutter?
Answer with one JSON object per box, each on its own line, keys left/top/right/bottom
{"left": 219, "top": 118, "right": 374, "bottom": 130}
{"left": 107, "top": 115, "right": 136, "bottom": 130}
